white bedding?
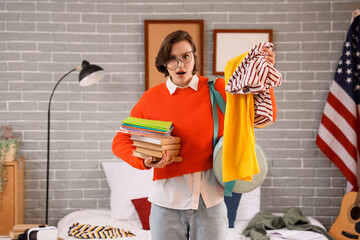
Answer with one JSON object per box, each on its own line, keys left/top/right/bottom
{"left": 57, "top": 162, "right": 328, "bottom": 240}
{"left": 58, "top": 209, "right": 327, "bottom": 240}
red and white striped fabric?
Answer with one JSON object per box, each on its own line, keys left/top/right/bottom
{"left": 316, "top": 81, "right": 359, "bottom": 192}
{"left": 225, "top": 42, "right": 282, "bottom": 128}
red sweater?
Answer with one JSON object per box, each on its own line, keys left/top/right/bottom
{"left": 112, "top": 76, "right": 226, "bottom": 180}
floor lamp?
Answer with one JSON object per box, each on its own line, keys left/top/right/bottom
{"left": 46, "top": 60, "right": 105, "bottom": 224}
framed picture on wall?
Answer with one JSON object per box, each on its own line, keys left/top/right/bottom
{"left": 144, "top": 20, "right": 204, "bottom": 90}
{"left": 213, "top": 29, "right": 273, "bottom": 76}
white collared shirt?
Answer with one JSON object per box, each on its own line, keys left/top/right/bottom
{"left": 147, "top": 75, "right": 224, "bottom": 210}
{"left": 166, "top": 75, "right": 199, "bottom": 95}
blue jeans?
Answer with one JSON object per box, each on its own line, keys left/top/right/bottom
{"left": 149, "top": 196, "right": 228, "bottom": 240}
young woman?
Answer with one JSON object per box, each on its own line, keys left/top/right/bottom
{"left": 112, "top": 30, "right": 275, "bottom": 240}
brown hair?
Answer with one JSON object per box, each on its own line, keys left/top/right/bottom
{"left": 155, "top": 30, "right": 200, "bottom": 77}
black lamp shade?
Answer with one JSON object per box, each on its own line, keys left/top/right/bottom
{"left": 79, "top": 60, "right": 105, "bottom": 87}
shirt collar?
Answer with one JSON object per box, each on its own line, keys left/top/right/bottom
{"left": 166, "top": 75, "right": 199, "bottom": 95}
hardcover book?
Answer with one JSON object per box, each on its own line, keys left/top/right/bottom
{"left": 122, "top": 117, "right": 172, "bottom": 131}
{"left": 135, "top": 147, "right": 180, "bottom": 158}
{"left": 132, "top": 140, "right": 181, "bottom": 151}
{"left": 130, "top": 135, "right": 181, "bottom": 145}
{"left": 132, "top": 151, "right": 183, "bottom": 162}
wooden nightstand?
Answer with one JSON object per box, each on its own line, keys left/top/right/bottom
{"left": 0, "top": 159, "right": 25, "bottom": 236}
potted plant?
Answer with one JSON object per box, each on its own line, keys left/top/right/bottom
{"left": 0, "top": 138, "right": 19, "bottom": 163}
{"left": 0, "top": 125, "right": 19, "bottom": 193}
{"left": 0, "top": 139, "right": 19, "bottom": 193}
{"left": 0, "top": 163, "right": 6, "bottom": 194}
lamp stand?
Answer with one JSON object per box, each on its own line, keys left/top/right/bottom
{"left": 45, "top": 60, "right": 104, "bottom": 225}
{"left": 46, "top": 68, "right": 76, "bottom": 225}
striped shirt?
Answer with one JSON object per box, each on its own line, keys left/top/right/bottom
{"left": 225, "top": 42, "right": 282, "bottom": 128}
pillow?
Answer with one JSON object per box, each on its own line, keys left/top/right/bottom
{"left": 236, "top": 186, "right": 261, "bottom": 222}
{"left": 102, "top": 161, "right": 153, "bottom": 220}
{"left": 131, "top": 197, "right": 151, "bottom": 230}
{"left": 224, "top": 193, "right": 242, "bottom": 228}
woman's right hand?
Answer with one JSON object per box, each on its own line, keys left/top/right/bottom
{"left": 143, "top": 150, "right": 174, "bottom": 168}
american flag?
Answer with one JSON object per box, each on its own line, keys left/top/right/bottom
{"left": 316, "top": 15, "right": 360, "bottom": 192}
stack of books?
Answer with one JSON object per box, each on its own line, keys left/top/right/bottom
{"left": 119, "top": 117, "right": 182, "bottom": 162}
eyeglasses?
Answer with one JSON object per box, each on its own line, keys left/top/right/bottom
{"left": 165, "top": 51, "right": 193, "bottom": 71}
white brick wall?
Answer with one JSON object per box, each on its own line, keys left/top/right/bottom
{"left": 1, "top": 0, "right": 357, "bottom": 228}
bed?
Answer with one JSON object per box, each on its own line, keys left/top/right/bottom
{"left": 58, "top": 161, "right": 329, "bottom": 240}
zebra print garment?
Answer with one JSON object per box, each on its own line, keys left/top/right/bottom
{"left": 68, "top": 222, "right": 136, "bottom": 239}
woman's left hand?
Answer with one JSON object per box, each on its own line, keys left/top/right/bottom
{"left": 263, "top": 47, "right": 276, "bottom": 66}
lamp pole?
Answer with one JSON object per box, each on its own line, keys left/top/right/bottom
{"left": 45, "top": 61, "right": 104, "bottom": 225}
{"left": 46, "top": 68, "right": 76, "bottom": 225}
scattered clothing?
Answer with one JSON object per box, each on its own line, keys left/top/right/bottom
{"left": 242, "top": 207, "right": 334, "bottom": 240}
{"left": 68, "top": 222, "right": 136, "bottom": 239}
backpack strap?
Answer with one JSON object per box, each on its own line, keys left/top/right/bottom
{"left": 208, "top": 77, "right": 236, "bottom": 196}
{"left": 207, "top": 76, "right": 226, "bottom": 148}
